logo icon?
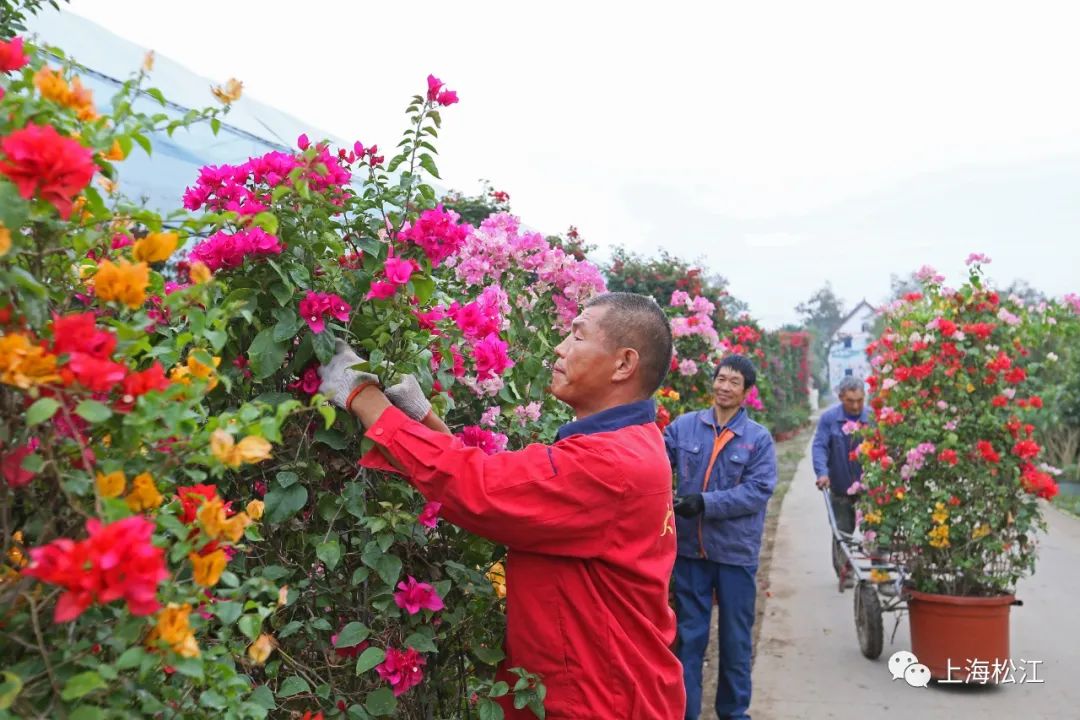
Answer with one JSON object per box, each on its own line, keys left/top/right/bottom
{"left": 889, "top": 650, "right": 931, "bottom": 687}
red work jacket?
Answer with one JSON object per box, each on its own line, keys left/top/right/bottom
{"left": 361, "top": 400, "right": 684, "bottom": 719}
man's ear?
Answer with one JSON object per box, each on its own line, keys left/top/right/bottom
{"left": 612, "top": 347, "right": 640, "bottom": 384}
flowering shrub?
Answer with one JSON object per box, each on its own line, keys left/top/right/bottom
{"left": 0, "top": 28, "right": 592, "bottom": 718}
{"left": 856, "top": 258, "right": 1077, "bottom": 596}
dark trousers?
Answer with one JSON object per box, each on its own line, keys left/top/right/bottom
{"left": 829, "top": 491, "right": 856, "bottom": 577}
{"left": 673, "top": 556, "right": 756, "bottom": 720}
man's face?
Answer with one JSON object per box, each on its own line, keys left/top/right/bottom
{"left": 712, "top": 366, "right": 748, "bottom": 410}
{"left": 550, "top": 306, "right": 618, "bottom": 409}
{"left": 840, "top": 389, "right": 865, "bottom": 417}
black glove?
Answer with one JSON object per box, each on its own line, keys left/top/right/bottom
{"left": 674, "top": 494, "right": 705, "bottom": 518}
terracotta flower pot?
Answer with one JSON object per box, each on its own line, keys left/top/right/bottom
{"left": 907, "top": 589, "right": 1015, "bottom": 680}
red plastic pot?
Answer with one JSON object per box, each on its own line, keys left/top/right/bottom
{"left": 907, "top": 589, "right": 1015, "bottom": 680}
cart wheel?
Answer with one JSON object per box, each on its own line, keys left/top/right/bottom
{"left": 831, "top": 538, "right": 846, "bottom": 579}
{"left": 854, "top": 581, "right": 883, "bottom": 660}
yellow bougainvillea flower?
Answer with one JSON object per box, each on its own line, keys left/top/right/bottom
{"left": 189, "top": 261, "right": 212, "bottom": 284}
{"left": 197, "top": 496, "right": 252, "bottom": 542}
{"left": 277, "top": 585, "right": 289, "bottom": 608}
{"left": 92, "top": 259, "right": 149, "bottom": 308}
{"left": 486, "top": 562, "right": 507, "bottom": 599}
{"left": 246, "top": 499, "right": 264, "bottom": 521}
{"left": 0, "top": 223, "right": 11, "bottom": 257}
{"left": 95, "top": 470, "right": 126, "bottom": 499}
{"left": 972, "top": 523, "right": 991, "bottom": 540}
{"left": 210, "top": 429, "right": 273, "bottom": 468}
{"left": 0, "top": 333, "right": 61, "bottom": 389}
{"left": 247, "top": 633, "right": 274, "bottom": 664}
{"left": 211, "top": 78, "right": 243, "bottom": 105}
{"left": 931, "top": 501, "right": 949, "bottom": 525}
{"left": 171, "top": 354, "right": 220, "bottom": 390}
{"left": 98, "top": 177, "right": 118, "bottom": 195}
{"left": 869, "top": 568, "right": 891, "bottom": 584}
{"left": 125, "top": 472, "right": 164, "bottom": 512}
{"left": 133, "top": 231, "right": 179, "bottom": 263}
{"left": 862, "top": 510, "right": 882, "bottom": 526}
{"left": 142, "top": 50, "right": 155, "bottom": 72}
{"left": 928, "top": 524, "right": 950, "bottom": 548}
{"left": 7, "top": 531, "right": 26, "bottom": 569}
{"left": 147, "top": 604, "right": 200, "bottom": 658}
{"left": 189, "top": 549, "right": 228, "bottom": 587}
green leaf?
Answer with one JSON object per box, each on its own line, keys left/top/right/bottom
{"left": 355, "top": 647, "right": 386, "bottom": 675}
{"left": 115, "top": 647, "right": 146, "bottom": 670}
{"left": 312, "top": 330, "right": 337, "bottom": 364}
{"left": 278, "top": 676, "right": 310, "bottom": 698}
{"left": 210, "top": 117, "right": 221, "bottom": 135}
{"left": 238, "top": 614, "right": 262, "bottom": 641}
{"left": 69, "top": 707, "right": 105, "bottom": 720}
{"left": 411, "top": 275, "right": 436, "bottom": 305}
{"left": 199, "top": 690, "right": 228, "bottom": 709}
{"left": 213, "top": 601, "right": 243, "bottom": 626}
{"left": 478, "top": 699, "right": 505, "bottom": 720}
{"left": 276, "top": 471, "right": 299, "bottom": 488}
{"left": 272, "top": 310, "right": 303, "bottom": 342}
{"left": 146, "top": 87, "right": 167, "bottom": 106}
{"left": 265, "top": 484, "right": 308, "bottom": 523}
{"left": 318, "top": 404, "right": 336, "bottom": 429}
{"left": 314, "top": 428, "right": 347, "bottom": 450}
{"left": 316, "top": 540, "right": 342, "bottom": 570}
{"left": 473, "top": 646, "right": 506, "bottom": 665}
{"left": 61, "top": 671, "right": 105, "bottom": 701}
{"left": 249, "top": 328, "right": 288, "bottom": 380}
{"left": 365, "top": 688, "right": 397, "bottom": 715}
{"left": 26, "top": 398, "right": 60, "bottom": 425}
{"left": 403, "top": 632, "right": 437, "bottom": 653}
{"left": 373, "top": 554, "right": 402, "bottom": 586}
{"left": 0, "top": 671, "right": 22, "bottom": 710}
{"left": 132, "top": 132, "right": 152, "bottom": 156}
{"left": 418, "top": 154, "right": 440, "bottom": 179}
{"left": 253, "top": 212, "right": 279, "bottom": 235}
{"left": 270, "top": 282, "right": 293, "bottom": 307}
{"left": 75, "top": 400, "right": 112, "bottom": 423}
{"left": 249, "top": 684, "right": 276, "bottom": 710}
{"left": 335, "top": 622, "right": 370, "bottom": 648}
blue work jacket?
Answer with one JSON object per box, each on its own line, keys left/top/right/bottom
{"left": 811, "top": 403, "right": 869, "bottom": 495}
{"left": 664, "top": 407, "right": 777, "bottom": 567}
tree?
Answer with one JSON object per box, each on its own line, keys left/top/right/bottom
{"left": 795, "top": 283, "right": 845, "bottom": 391}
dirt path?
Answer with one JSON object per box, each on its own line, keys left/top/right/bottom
{"left": 749, "top": 438, "right": 1080, "bottom": 719}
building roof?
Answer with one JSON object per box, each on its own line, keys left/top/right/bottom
{"left": 829, "top": 299, "right": 877, "bottom": 341}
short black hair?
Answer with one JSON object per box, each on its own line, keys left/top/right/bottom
{"left": 584, "top": 292, "right": 673, "bottom": 395}
{"left": 714, "top": 354, "right": 757, "bottom": 389}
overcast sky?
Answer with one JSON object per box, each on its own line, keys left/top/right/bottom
{"left": 66, "top": 0, "right": 1080, "bottom": 327}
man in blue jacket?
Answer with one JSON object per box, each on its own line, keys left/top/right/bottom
{"left": 812, "top": 376, "right": 869, "bottom": 578}
{"left": 666, "top": 355, "right": 777, "bottom": 720}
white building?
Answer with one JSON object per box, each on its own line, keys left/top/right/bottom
{"left": 827, "top": 300, "right": 876, "bottom": 394}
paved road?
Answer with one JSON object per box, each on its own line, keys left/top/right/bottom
{"left": 749, "top": 440, "right": 1080, "bottom": 720}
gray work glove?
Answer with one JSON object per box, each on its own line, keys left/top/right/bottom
{"left": 384, "top": 374, "right": 432, "bottom": 421}
{"left": 317, "top": 340, "right": 380, "bottom": 409}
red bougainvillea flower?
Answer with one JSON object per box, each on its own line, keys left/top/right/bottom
{"left": 0, "top": 123, "right": 96, "bottom": 219}
{"left": 119, "top": 361, "right": 170, "bottom": 408}
{"left": 1020, "top": 463, "right": 1059, "bottom": 500}
{"left": 2, "top": 438, "right": 40, "bottom": 488}
{"left": 376, "top": 646, "right": 426, "bottom": 696}
{"left": 1012, "top": 439, "right": 1041, "bottom": 460}
{"left": 417, "top": 501, "right": 441, "bottom": 530}
{"left": 393, "top": 576, "right": 445, "bottom": 615}
{"left": 1004, "top": 366, "right": 1027, "bottom": 384}
{"left": 298, "top": 291, "right": 350, "bottom": 333}
{"left": 0, "top": 37, "right": 29, "bottom": 73}
{"left": 51, "top": 312, "right": 116, "bottom": 358}
{"left": 937, "top": 449, "right": 959, "bottom": 466}
{"left": 177, "top": 484, "right": 219, "bottom": 524}
{"left": 287, "top": 363, "right": 321, "bottom": 396}
{"left": 22, "top": 516, "right": 168, "bottom": 622}
{"left": 976, "top": 440, "right": 1001, "bottom": 464}
{"left": 962, "top": 322, "right": 996, "bottom": 341}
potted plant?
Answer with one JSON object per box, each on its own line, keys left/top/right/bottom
{"left": 855, "top": 257, "right": 1073, "bottom": 679}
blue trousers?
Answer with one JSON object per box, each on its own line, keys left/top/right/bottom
{"left": 674, "top": 557, "right": 757, "bottom": 720}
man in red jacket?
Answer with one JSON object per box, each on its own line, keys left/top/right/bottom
{"left": 319, "top": 292, "right": 684, "bottom": 719}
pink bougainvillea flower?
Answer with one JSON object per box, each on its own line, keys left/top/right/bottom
{"left": 398, "top": 205, "right": 469, "bottom": 267}
{"left": 366, "top": 280, "right": 398, "bottom": 301}
{"left": 288, "top": 363, "right": 321, "bottom": 396}
{"left": 297, "top": 133, "right": 310, "bottom": 150}
{"left": 417, "top": 501, "right": 442, "bottom": 530}
{"left": 458, "top": 425, "right": 508, "bottom": 455}
{"left": 426, "top": 74, "right": 444, "bottom": 101}
{"left": 383, "top": 257, "right": 416, "bottom": 286}
{"left": 377, "top": 646, "right": 426, "bottom": 697}
{"left": 0, "top": 37, "right": 29, "bottom": 73}
{"left": 298, "top": 292, "right": 350, "bottom": 333}
{"left": 188, "top": 227, "right": 283, "bottom": 272}
{"left": 436, "top": 89, "right": 458, "bottom": 106}
{"left": 0, "top": 123, "right": 96, "bottom": 219}
{"left": 471, "top": 333, "right": 513, "bottom": 379}
{"left": 965, "top": 252, "right": 992, "bottom": 266}
{"left": 393, "top": 576, "right": 444, "bottom": 615}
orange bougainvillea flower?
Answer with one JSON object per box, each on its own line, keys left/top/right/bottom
{"left": 92, "top": 259, "right": 149, "bottom": 308}
{"left": 246, "top": 499, "right": 264, "bottom": 521}
{"left": 247, "top": 633, "right": 274, "bottom": 664}
{"left": 189, "top": 548, "right": 227, "bottom": 587}
{"left": 125, "top": 472, "right": 164, "bottom": 512}
{"left": 33, "top": 67, "right": 97, "bottom": 120}
{"left": 210, "top": 429, "right": 272, "bottom": 468}
{"left": 189, "top": 261, "right": 212, "bottom": 284}
{"left": 147, "top": 603, "right": 200, "bottom": 658}
{"left": 211, "top": 78, "right": 243, "bottom": 105}
{"left": 0, "top": 223, "right": 10, "bottom": 257}
{"left": 95, "top": 470, "right": 126, "bottom": 498}
{"left": 103, "top": 140, "right": 125, "bottom": 162}
{"left": 486, "top": 562, "right": 507, "bottom": 599}
{"left": 0, "top": 333, "right": 61, "bottom": 388}
{"left": 197, "top": 497, "right": 251, "bottom": 542}
{"left": 133, "top": 231, "right": 179, "bottom": 263}
{"left": 171, "top": 354, "right": 220, "bottom": 390}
